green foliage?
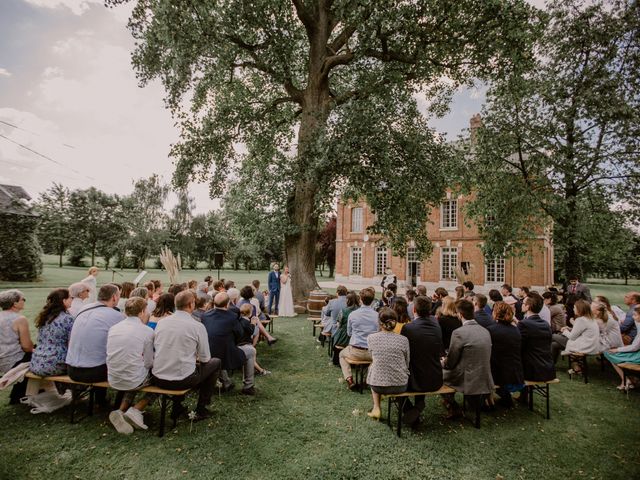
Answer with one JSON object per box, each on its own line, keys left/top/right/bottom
{"left": 460, "top": 0, "right": 640, "bottom": 279}
{"left": 0, "top": 213, "right": 43, "bottom": 281}
{"left": 35, "top": 183, "right": 71, "bottom": 268}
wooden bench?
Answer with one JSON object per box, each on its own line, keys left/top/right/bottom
{"left": 522, "top": 378, "right": 560, "bottom": 419}
{"left": 344, "top": 357, "right": 371, "bottom": 393}
{"left": 309, "top": 316, "right": 322, "bottom": 337}
{"left": 563, "top": 352, "right": 606, "bottom": 384}
{"left": 25, "top": 373, "right": 190, "bottom": 437}
{"left": 618, "top": 363, "right": 640, "bottom": 397}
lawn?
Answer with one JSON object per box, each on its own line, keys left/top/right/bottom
{"left": 1, "top": 267, "right": 639, "bottom": 479}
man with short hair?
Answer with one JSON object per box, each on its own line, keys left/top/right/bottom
{"left": 201, "top": 292, "right": 257, "bottom": 395}
{"left": 252, "top": 280, "right": 266, "bottom": 314}
{"left": 501, "top": 283, "right": 523, "bottom": 320}
{"left": 401, "top": 296, "right": 444, "bottom": 425}
{"left": 473, "top": 294, "right": 493, "bottom": 328}
{"left": 67, "top": 284, "right": 124, "bottom": 385}
{"left": 462, "top": 281, "right": 475, "bottom": 298}
{"left": 621, "top": 292, "right": 640, "bottom": 344}
{"left": 152, "top": 291, "right": 221, "bottom": 420}
{"left": 106, "top": 297, "right": 156, "bottom": 434}
{"left": 339, "top": 289, "right": 379, "bottom": 390}
{"left": 518, "top": 293, "right": 556, "bottom": 381}
{"left": 416, "top": 285, "right": 428, "bottom": 297}
{"left": 267, "top": 263, "right": 281, "bottom": 315}
{"left": 442, "top": 299, "right": 494, "bottom": 418}
{"left": 321, "top": 285, "right": 348, "bottom": 336}
{"left": 68, "top": 282, "right": 91, "bottom": 317}
{"left": 430, "top": 287, "right": 448, "bottom": 316}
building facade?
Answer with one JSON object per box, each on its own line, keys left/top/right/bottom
{"left": 334, "top": 193, "right": 553, "bottom": 292}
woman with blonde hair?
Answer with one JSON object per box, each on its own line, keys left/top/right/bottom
{"left": 551, "top": 299, "right": 600, "bottom": 374}
{"left": 591, "top": 298, "right": 623, "bottom": 351}
{"left": 81, "top": 266, "right": 99, "bottom": 303}
{"left": 437, "top": 296, "right": 462, "bottom": 352}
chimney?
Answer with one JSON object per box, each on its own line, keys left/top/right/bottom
{"left": 470, "top": 114, "right": 482, "bottom": 145}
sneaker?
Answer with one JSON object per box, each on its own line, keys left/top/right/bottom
{"left": 109, "top": 410, "right": 133, "bottom": 434}
{"left": 124, "top": 407, "right": 148, "bottom": 430}
{"left": 258, "top": 370, "right": 272, "bottom": 376}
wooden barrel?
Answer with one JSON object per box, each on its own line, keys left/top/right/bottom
{"left": 307, "top": 289, "right": 329, "bottom": 317}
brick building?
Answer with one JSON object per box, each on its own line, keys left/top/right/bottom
{"left": 334, "top": 192, "right": 553, "bottom": 292}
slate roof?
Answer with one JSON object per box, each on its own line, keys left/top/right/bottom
{"left": 0, "top": 184, "right": 37, "bottom": 216}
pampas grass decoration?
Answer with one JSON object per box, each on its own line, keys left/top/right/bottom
{"left": 159, "top": 246, "right": 180, "bottom": 285}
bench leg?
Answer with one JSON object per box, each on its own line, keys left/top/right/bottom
{"left": 88, "top": 386, "right": 95, "bottom": 417}
{"left": 546, "top": 384, "right": 550, "bottom": 420}
{"left": 386, "top": 397, "right": 392, "bottom": 428}
{"left": 528, "top": 385, "right": 534, "bottom": 412}
{"left": 159, "top": 395, "right": 167, "bottom": 438}
{"left": 583, "top": 356, "right": 589, "bottom": 384}
{"left": 396, "top": 397, "right": 406, "bottom": 437}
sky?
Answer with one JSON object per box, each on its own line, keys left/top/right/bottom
{"left": 0, "top": 0, "right": 514, "bottom": 213}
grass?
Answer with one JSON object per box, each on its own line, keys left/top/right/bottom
{"left": 1, "top": 314, "right": 639, "bottom": 479}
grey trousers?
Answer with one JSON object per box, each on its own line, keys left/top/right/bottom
{"left": 220, "top": 345, "right": 256, "bottom": 390}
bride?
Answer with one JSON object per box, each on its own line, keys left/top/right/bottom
{"left": 278, "top": 266, "right": 296, "bottom": 317}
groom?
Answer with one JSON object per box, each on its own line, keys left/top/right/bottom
{"left": 268, "top": 263, "right": 281, "bottom": 315}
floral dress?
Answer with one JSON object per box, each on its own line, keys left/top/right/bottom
{"left": 29, "top": 312, "right": 74, "bottom": 376}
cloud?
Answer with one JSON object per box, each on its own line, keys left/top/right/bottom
{"left": 0, "top": 68, "right": 11, "bottom": 77}
{"left": 22, "top": 0, "right": 102, "bottom": 16}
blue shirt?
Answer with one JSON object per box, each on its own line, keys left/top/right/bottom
{"left": 621, "top": 304, "right": 638, "bottom": 340}
{"left": 66, "top": 302, "right": 125, "bottom": 368}
{"left": 347, "top": 305, "right": 379, "bottom": 348}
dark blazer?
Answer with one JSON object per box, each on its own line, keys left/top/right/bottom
{"left": 401, "top": 316, "right": 444, "bottom": 392}
{"left": 517, "top": 314, "right": 556, "bottom": 381}
{"left": 487, "top": 322, "right": 525, "bottom": 386}
{"left": 268, "top": 271, "right": 280, "bottom": 292}
{"left": 201, "top": 308, "right": 252, "bottom": 370}
{"left": 474, "top": 310, "right": 494, "bottom": 329}
{"left": 438, "top": 314, "right": 462, "bottom": 351}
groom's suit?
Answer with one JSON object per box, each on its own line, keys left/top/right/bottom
{"left": 268, "top": 270, "right": 281, "bottom": 314}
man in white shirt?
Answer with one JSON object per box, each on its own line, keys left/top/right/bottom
{"left": 152, "top": 290, "right": 221, "bottom": 421}
{"left": 106, "top": 297, "right": 156, "bottom": 434}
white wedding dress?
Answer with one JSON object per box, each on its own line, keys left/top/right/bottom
{"left": 278, "top": 275, "right": 296, "bottom": 317}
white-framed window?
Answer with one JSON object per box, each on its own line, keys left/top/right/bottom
{"left": 350, "top": 247, "right": 362, "bottom": 275}
{"left": 440, "top": 247, "right": 458, "bottom": 280}
{"left": 440, "top": 200, "right": 458, "bottom": 229}
{"left": 375, "top": 246, "right": 388, "bottom": 276}
{"left": 351, "top": 207, "right": 363, "bottom": 233}
{"left": 485, "top": 256, "right": 505, "bottom": 283}
{"left": 407, "top": 247, "right": 422, "bottom": 276}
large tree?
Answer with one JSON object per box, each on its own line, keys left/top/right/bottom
{"left": 109, "top": 0, "right": 541, "bottom": 300}
{"left": 36, "top": 183, "right": 71, "bottom": 268}
{"left": 462, "top": 0, "right": 640, "bottom": 281}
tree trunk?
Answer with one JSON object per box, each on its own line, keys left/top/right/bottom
{"left": 58, "top": 247, "right": 63, "bottom": 268}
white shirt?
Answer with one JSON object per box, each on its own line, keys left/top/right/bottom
{"left": 146, "top": 298, "right": 157, "bottom": 315}
{"left": 107, "top": 317, "right": 154, "bottom": 391}
{"left": 539, "top": 305, "right": 551, "bottom": 325}
{"left": 69, "top": 298, "right": 85, "bottom": 317}
{"left": 82, "top": 275, "right": 97, "bottom": 303}
{"left": 152, "top": 310, "right": 211, "bottom": 381}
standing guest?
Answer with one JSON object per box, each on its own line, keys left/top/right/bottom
{"left": 0, "top": 289, "right": 34, "bottom": 404}
{"left": 380, "top": 268, "right": 397, "bottom": 290}
{"left": 400, "top": 296, "right": 444, "bottom": 426}
{"left": 518, "top": 293, "right": 555, "bottom": 381}
{"left": 487, "top": 302, "right": 524, "bottom": 408}
{"left": 30, "top": 289, "right": 74, "bottom": 377}
{"left": 144, "top": 281, "right": 157, "bottom": 314}
{"left": 462, "top": 281, "right": 475, "bottom": 298}
{"left": 542, "top": 291, "right": 566, "bottom": 333}
{"left": 107, "top": 297, "right": 156, "bottom": 434}
{"left": 81, "top": 266, "right": 99, "bottom": 303}
{"left": 620, "top": 292, "right": 639, "bottom": 345}
{"left": 331, "top": 291, "right": 360, "bottom": 365}
{"left": 551, "top": 299, "right": 600, "bottom": 373}
{"left": 117, "top": 282, "right": 135, "bottom": 312}
{"left": 148, "top": 293, "right": 175, "bottom": 330}
{"left": 473, "top": 294, "right": 493, "bottom": 328}
{"left": 565, "top": 276, "right": 592, "bottom": 322}
{"left": 605, "top": 306, "right": 640, "bottom": 390}
{"left": 339, "top": 289, "right": 379, "bottom": 390}
{"left": 152, "top": 291, "right": 221, "bottom": 420}
{"left": 68, "top": 282, "right": 90, "bottom": 317}
{"left": 430, "top": 287, "right": 448, "bottom": 316}
{"left": 392, "top": 297, "right": 412, "bottom": 334}
{"left": 591, "top": 300, "right": 623, "bottom": 351}
{"left": 267, "top": 263, "right": 281, "bottom": 315}
{"left": 66, "top": 284, "right": 124, "bottom": 406}
{"left": 442, "top": 299, "right": 494, "bottom": 419}
{"left": 201, "top": 293, "right": 257, "bottom": 395}
{"left": 321, "top": 286, "right": 348, "bottom": 337}
{"left": 366, "top": 309, "right": 410, "bottom": 420}
{"left": 405, "top": 289, "right": 416, "bottom": 321}
{"left": 436, "top": 296, "right": 462, "bottom": 352}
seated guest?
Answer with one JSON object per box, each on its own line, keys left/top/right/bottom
{"left": 107, "top": 297, "right": 156, "bottom": 434}
{"left": 386, "top": 283, "right": 398, "bottom": 307}
{"left": 318, "top": 295, "right": 335, "bottom": 346}
{"left": 68, "top": 282, "right": 90, "bottom": 317}
{"left": 551, "top": 299, "right": 600, "bottom": 373}
{"left": 30, "top": 289, "right": 74, "bottom": 377}
{"left": 152, "top": 291, "right": 221, "bottom": 420}
{"left": 0, "top": 289, "right": 34, "bottom": 404}
{"left": 227, "top": 288, "right": 241, "bottom": 317}
{"left": 462, "top": 281, "right": 475, "bottom": 298}
{"left": 192, "top": 296, "right": 208, "bottom": 321}
{"left": 116, "top": 282, "right": 135, "bottom": 312}
{"left": 339, "top": 288, "right": 379, "bottom": 390}
{"left": 322, "top": 286, "right": 348, "bottom": 336}
{"left": 592, "top": 299, "right": 623, "bottom": 351}
{"left": 542, "top": 291, "right": 566, "bottom": 333}
{"left": 487, "top": 302, "right": 524, "bottom": 407}
{"left": 130, "top": 287, "right": 148, "bottom": 302}
{"left": 401, "top": 296, "right": 443, "bottom": 426}
{"left": 621, "top": 292, "right": 639, "bottom": 345}
{"left": 405, "top": 289, "right": 416, "bottom": 321}
{"left": 151, "top": 280, "right": 163, "bottom": 301}
{"left": 196, "top": 282, "right": 212, "bottom": 303}
{"left": 239, "top": 304, "right": 270, "bottom": 376}
{"left": 605, "top": 305, "right": 640, "bottom": 390}
{"left": 518, "top": 293, "right": 556, "bottom": 381}
{"left": 392, "top": 297, "right": 411, "bottom": 334}
{"left": 366, "top": 309, "right": 410, "bottom": 420}
{"left": 238, "top": 286, "right": 276, "bottom": 345}
{"left": 436, "top": 296, "right": 462, "bottom": 352}
{"left": 144, "top": 281, "right": 157, "bottom": 314}
{"left": 331, "top": 291, "right": 360, "bottom": 365}
{"left": 430, "top": 287, "right": 448, "bottom": 316}
{"left": 488, "top": 289, "right": 503, "bottom": 309}
{"left": 252, "top": 280, "right": 266, "bottom": 315}
{"left": 473, "top": 294, "right": 493, "bottom": 328}
{"left": 148, "top": 293, "right": 175, "bottom": 329}
{"left": 442, "top": 299, "right": 494, "bottom": 418}
{"left": 416, "top": 285, "right": 427, "bottom": 297}
{"left": 501, "top": 284, "right": 523, "bottom": 320}
{"left": 454, "top": 285, "right": 465, "bottom": 301}
{"left": 201, "top": 292, "right": 256, "bottom": 395}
